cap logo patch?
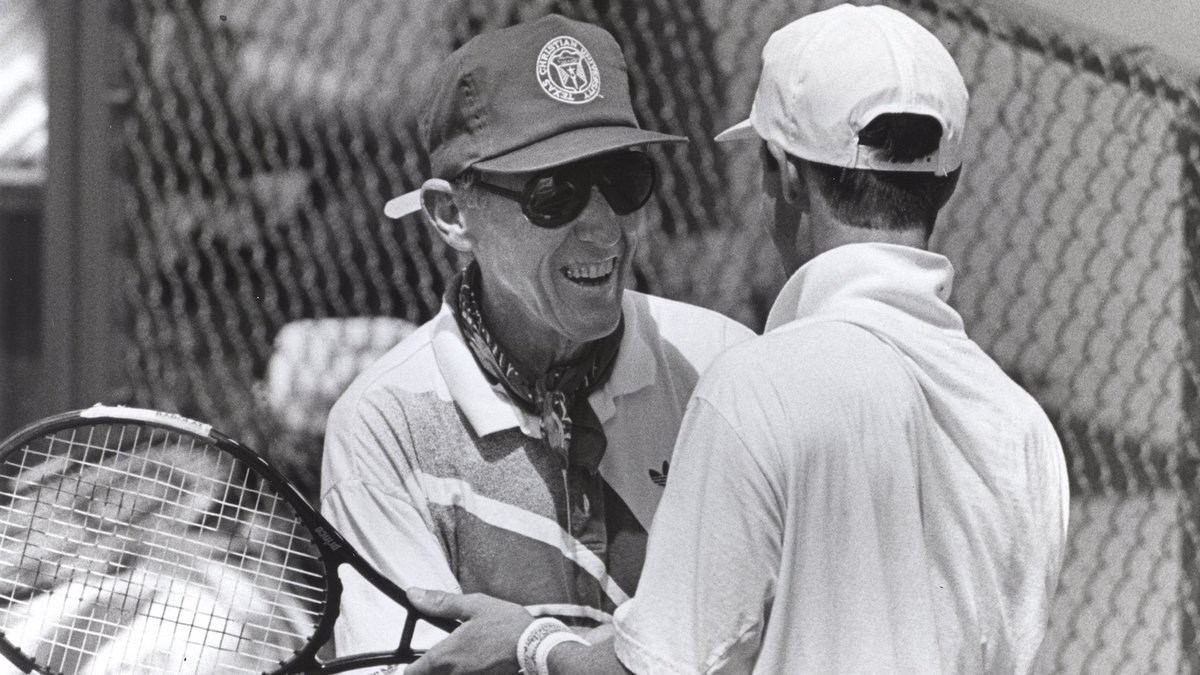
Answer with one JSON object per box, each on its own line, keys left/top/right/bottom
{"left": 536, "top": 36, "right": 601, "bottom": 104}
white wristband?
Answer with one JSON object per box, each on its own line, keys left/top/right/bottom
{"left": 517, "top": 617, "right": 571, "bottom": 675}
{"left": 535, "top": 630, "right": 590, "bottom": 674}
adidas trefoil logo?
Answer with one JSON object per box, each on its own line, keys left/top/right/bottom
{"left": 648, "top": 461, "right": 669, "bottom": 487}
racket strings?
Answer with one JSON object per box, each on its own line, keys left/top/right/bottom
{"left": 0, "top": 423, "right": 330, "bottom": 675}
{"left": 0, "top": 450, "right": 325, "bottom": 577}
{"left": 0, "top": 442, "right": 321, "bottom": 607}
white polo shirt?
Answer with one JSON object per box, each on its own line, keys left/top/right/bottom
{"left": 614, "top": 243, "right": 1069, "bottom": 674}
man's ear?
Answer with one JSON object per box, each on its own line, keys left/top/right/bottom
{"left": 421, "top": 178, "right": 475, "bottom": 253}
{"left": 763, "top": 142, "right": 806, "bottom": 209}
{"left": 760, "top": 141, "right": 782, "bottom": 200}
{"left": 933, "top": 167, "right": 961, "bottom": 210}
{"left": 777, "top": 149, "right": 806, "bottom": 209}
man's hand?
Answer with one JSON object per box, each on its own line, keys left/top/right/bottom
{"left": 404, "top": 588, "right": 535, "bottom": 675}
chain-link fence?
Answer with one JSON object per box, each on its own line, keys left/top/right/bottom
{"left": 110, "top": 0, "right": 1200, "bottom": 671}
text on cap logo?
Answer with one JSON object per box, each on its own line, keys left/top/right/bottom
{"left": 536, "top": 36, "right": 601, "bottom": 104}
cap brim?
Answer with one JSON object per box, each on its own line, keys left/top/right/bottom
{"left": 714, "top": 118, "right": 758, "bottom": 142}
{"left": 472, "top": 125, "right": 687, "bottom": 174}
{"left": 383, "top": 190, "right": 422, "bottom": 219}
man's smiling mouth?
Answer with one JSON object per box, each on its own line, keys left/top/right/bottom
{"left": 561, "top": 257, "right": 617, "bottom": 287}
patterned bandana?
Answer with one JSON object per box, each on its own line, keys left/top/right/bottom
{"left": 447, "top": 261, "right": 623, "bottom": 472}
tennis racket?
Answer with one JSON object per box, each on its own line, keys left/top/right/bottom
{"left": 0, "top": 405, "right": 457, "bottom": 675}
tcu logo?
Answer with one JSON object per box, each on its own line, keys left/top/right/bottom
{"left": 536, "top": 36, "right": 601, "bottom": 104}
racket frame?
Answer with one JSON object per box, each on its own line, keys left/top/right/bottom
{"left": 0, "top": 405, "right": 456, "bottom": 675}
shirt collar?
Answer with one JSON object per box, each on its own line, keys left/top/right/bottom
{"left": 764, "top": 242, "right": 963, "bottom": 334}
{"left": 590, "top": 292, "right": 657, "bottom": 422}
{"left": 431, "top": 293, "right": 658, "bottom": 439}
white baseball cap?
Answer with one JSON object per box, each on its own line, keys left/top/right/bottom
{"left": 715, "top": 4, "right": 968, "bottom": 176}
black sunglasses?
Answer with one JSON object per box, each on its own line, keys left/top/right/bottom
{"left": 473, "top": 150, "right": 658, "bottom": 229}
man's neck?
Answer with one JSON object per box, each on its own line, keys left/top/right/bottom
{"left": 806, "top": 210, "right": 930, "bottom": 263}
{"left": 820, "top": 223, "right": 928, "bottom": 252}
{"left": 479, "top": 289, "right": 588, "bottom": 377}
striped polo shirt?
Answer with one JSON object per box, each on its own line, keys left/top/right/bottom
{"left": 320, "top": 290, "right": 752, "bottom": 656}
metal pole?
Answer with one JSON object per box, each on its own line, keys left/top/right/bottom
{"left": 1178, "top": 92, "right": 1200, "bottom": 675}
{"left": 42, "top": 0, "right": 121, "bottom": 418}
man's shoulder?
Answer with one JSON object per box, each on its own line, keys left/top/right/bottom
{"left": 327, "top": 318, "right": 446, "bottom": 423}
{"left": 714, "top": 317, "right": 892, "bottom": 365}
{"left": 624, "top": 290, "right": 755, "bottom": 354}
{"left": 626, "top": 290, "right": 747, "bottom": 326}
{"left": 354, "top": 319, "right": 441, "bottom": 386}
{"left": 697, "top": 319, "right": 911, "bottom": 404}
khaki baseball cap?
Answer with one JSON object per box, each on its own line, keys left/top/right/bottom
{"left": 716, "top": 4, "right": 968, "bottom": 176}
{"left": 385, "top": 14, "right": 687, "bottom": 218}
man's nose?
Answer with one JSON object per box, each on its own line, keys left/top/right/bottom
{"left": 573, "top": 186, "right": 622, "bottom": 247}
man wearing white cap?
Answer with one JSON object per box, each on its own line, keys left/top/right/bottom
{"left": 320, "top": 12, "right": 753, "bottom": 663}
{"left": 405, "top": 5, "right": 1070, "bottom": 674}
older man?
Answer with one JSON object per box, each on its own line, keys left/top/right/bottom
{"left": 406, "top": 6, "right": 1070, "bottom": 674}
{"left": 319, "top": 14, "right": 753, "bottom": 658}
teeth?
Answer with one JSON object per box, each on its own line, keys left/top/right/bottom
{"left": 564, "top": 258, "right": 616, "bottom": 280}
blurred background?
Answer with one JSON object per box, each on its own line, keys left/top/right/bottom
{"left": 1, "top": 0, "right": 1198, "bottom": 672}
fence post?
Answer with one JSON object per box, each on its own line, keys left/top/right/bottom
{"left": 41, "top": 0, "right": 122, "bottom": 417}
{"left": 1180, "top": 92, "right": 1200, "bottom": 674}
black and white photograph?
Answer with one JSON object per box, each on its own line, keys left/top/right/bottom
{"left": 0, "top": 0, "right": 1197, "bottom": 673}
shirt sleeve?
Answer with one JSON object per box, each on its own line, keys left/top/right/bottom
{"left": 613, "top": 397, "right": 782, "bottom": 675}
{"left": 320, "top": 394, "right": 461, "bottom": 656}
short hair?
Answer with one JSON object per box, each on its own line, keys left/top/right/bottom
{"left": 452, "top": 170, "right": 485, "bottom": 211}
{"left": 793, "top": 113, "right": 959, "bottom": 235}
